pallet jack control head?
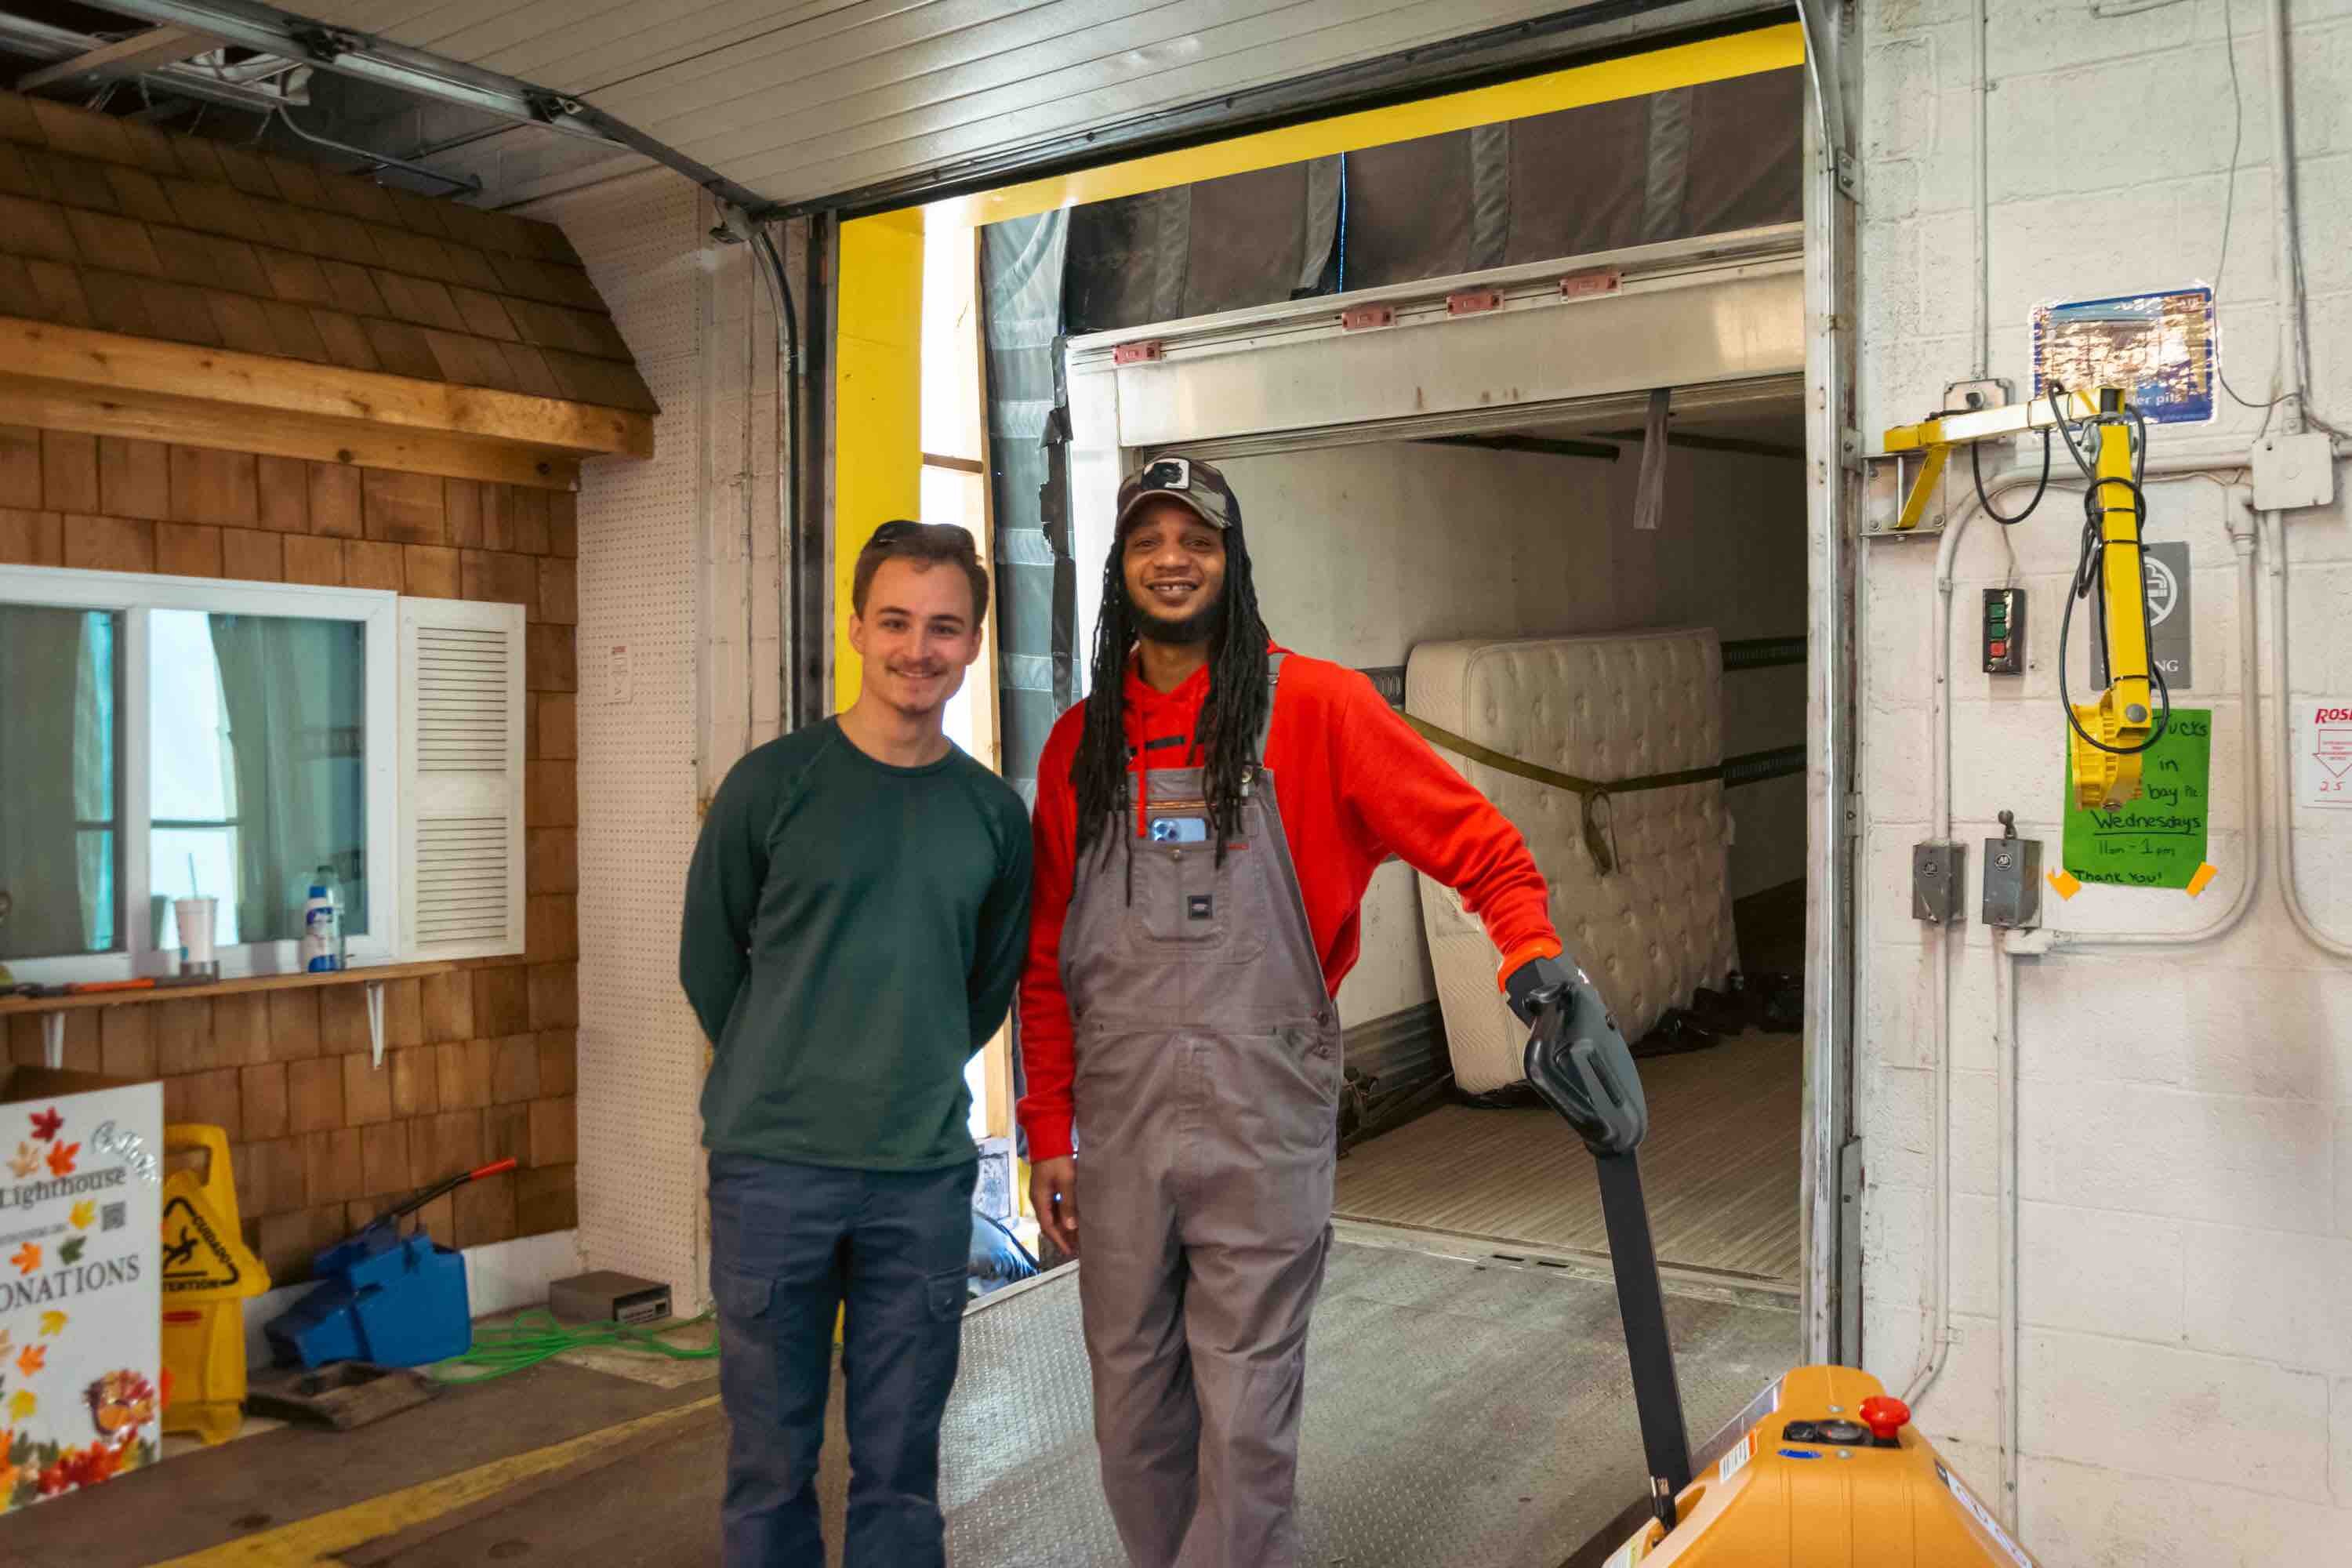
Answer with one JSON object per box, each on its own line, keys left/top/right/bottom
{"left": 1522, "top": 967, "right": 1649, "bottom": 1160}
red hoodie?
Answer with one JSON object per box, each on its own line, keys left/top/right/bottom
{"left": 1016, "top": 648, "right": 1561, "bottom": 1162}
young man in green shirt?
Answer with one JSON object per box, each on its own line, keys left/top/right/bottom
{"left": 681, "top": 521, "right": 1032, "bottom": 1568}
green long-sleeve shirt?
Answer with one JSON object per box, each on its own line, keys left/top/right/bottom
{"left": 680, "top": 719, "right": 1033, "bottom": 1171}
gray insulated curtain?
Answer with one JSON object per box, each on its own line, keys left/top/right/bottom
{"left": 1062, "top": 67, "right": 1804, "bottom": 332}
{"left": 981, "top": 210, "right": 1073, "bottom": 811}
{"left": 980, "top": 210, "right": 1073, "bottom": 1156}
{"left": 1065, "top": 157, "right": 1341, "bottom": 329}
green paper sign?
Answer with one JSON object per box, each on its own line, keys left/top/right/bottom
{"left": 2062, "top": 710, "right": 2211, "bottom": 888}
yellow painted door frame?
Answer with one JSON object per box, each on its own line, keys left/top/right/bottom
{"left": 831, "top": 205, "right": 926, "bottom": 709}
{"left": 829, "top": 20, "right": 1806, "bottom": 701}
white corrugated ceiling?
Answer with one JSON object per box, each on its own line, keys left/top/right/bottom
{"left": 290, "top": 0, "right": 1599, "bottom": 208}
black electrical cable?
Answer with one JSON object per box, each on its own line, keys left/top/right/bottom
{"left": 2048, "top": 381, "right": 2100, "bottom": 481}
{"left": 750, "top": 222, "right": 804, "bottom": 728}
{"left": 1972, "top": 427, "right": 2053, "bottom": 524}
{"left": 1971, "top": 383, "right": 2090, "bottom": 528}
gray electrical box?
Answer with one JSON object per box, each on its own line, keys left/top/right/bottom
{"left": 550, "top": 1270, "right": 672, "bottom": 1326}
{"left": 1911, "top": 841, "right": 1965, "bottom": 925}
{"left": 1980, "top": 812, "right": 2042, "bottom": 929}
{"left": 2252, "top": 430, "right": 2336, "bottom": 512}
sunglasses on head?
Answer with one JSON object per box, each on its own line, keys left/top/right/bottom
{"left": 866, "top": 520, "right": 977, "bottom": 550}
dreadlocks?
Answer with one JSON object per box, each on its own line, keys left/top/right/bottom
{"left": 1070, "top": 521, "right": 1272, "bottom": 894}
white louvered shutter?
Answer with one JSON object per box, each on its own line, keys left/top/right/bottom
{"left": 398, "top": 597, "right": 527, "bottom": 959}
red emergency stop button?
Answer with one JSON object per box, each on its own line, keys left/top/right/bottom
{"left": 1860, "top": 1395, "right": 1909, "bottom": 1446}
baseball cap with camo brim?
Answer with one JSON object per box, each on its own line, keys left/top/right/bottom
{"left": 1116, "top": 455, "right": 1241, "bottom": 534}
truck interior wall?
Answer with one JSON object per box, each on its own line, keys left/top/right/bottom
{"left": 1218, "top": 437, "right": 1807, "bottom": 1030}
{"left": 1858, "top": 0, "right": 2352, "bottom": 1555}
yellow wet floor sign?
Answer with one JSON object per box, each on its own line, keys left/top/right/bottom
{"left": 159, "top": 1127, "right": 268, "bottom": 1446}
{"left": 159, "top": 1192, "right": 263, "bottom": 1298}
{"left": 159, "top": 1127, "right": 267, "bottom": 1302}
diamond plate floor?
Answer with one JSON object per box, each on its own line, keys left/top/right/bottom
{"left": 938, "top": 1235, "right": 1799, "bottom": 1567}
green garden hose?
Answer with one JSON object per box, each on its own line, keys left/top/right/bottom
{"left": 429, "top": 1308, "right": 721, "bottom": 1385}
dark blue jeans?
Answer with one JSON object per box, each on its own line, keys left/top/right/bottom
{"left": 708, "top": 1152, "right": 977, "bottom": 1568}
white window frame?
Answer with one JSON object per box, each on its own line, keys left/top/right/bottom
{"left": 0, "top": 566, "right": 401, "bottom": 983}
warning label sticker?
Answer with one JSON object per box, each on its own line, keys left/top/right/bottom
{"left": 1937, "top": 1462, "right": 2035, "bottom": 1568}
{"left": 158, "top": 1195, "right": 252, "bottom": 1295}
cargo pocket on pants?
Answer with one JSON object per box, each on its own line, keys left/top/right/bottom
{"left": 896, "top": 1267, "right": 968, "bottom": 1432}
{"left": 925, "top": 1267, "right": 966, "bottom": 1323}
{"left": 713, "top": 1265, "right": 782, "bottom": 1422}
{"left": 713, "top": 1262, "right": 777, "bottom": 1322}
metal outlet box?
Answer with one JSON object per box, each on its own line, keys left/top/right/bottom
{"left": 1982, "top": 832, "right": 2042, "bottom": 928}
{"left": 1911, "top": 841, "right": 1965, "bottom": 925}
{"left": 2252, "top": 431, "right": 2336, "bottom": 512}
{"left": 1944, "top": 377, "right": 2011, "bottom": 414}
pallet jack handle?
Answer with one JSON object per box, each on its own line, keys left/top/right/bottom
{"left": 1523, "top": 972, "right": 1693, "bottom": 1530}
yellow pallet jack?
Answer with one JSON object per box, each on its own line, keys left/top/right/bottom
{"left": 1523, "top": 972, "right": 2036, "bottom": 1568}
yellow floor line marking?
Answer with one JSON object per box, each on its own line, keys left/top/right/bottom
{"left": 156, "top": 1394, "right": 721, "bottom": 1567}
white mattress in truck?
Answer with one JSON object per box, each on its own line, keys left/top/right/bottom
{"left": 1407, "top": 628, "right": 1739, "bottom": 1094}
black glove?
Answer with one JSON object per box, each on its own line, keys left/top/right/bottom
{"left": 1515, "top": 955, "right": 1647, "bottom": 1158}
{"left": 1505, "top": 954, "right": 1574, "bottom": 1025}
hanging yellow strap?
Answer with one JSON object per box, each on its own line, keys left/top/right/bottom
{"left": 1399, "top": 714, "right": 1726, "bottom": 874}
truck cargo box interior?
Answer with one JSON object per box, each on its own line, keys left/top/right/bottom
{"left": 989, "top": 85, "right": 1815, "bottom": 1285}
{"left": 1203, "top": 419, "right": 1810, "bottom": 1288}
{"left": 967, "top": 71, "right": 1817, "bottom": 1299}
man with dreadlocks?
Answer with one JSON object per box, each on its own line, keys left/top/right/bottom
{"left": 1018, "top": 455, "right": 1576, "bottom": 1566}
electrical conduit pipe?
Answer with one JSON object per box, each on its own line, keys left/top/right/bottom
{"left": 2259, "top": 507, "right": 2352, "bottom": 958}
{"left": 2251, "top": 0, "right": 2352, "bottom": 957}
{"left": 2266, "top": 0, "right": 2313, "bottom": 438}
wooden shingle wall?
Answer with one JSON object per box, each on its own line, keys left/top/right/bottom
{"left": 1, "top": 426, "right": 581, "bottom": 1281}
{"left": 0, "top": 89, "right": 655, "bottom": 415}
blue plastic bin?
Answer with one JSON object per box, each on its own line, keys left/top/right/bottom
{"left": 264, "top": 1225, "right": 472, "bottom": 1369}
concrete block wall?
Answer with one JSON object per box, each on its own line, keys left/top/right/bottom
{"left": 1857, "top": 0, "right": 2352, "bottom": 1557}
{"left": 526, "top": 178, "right": 785, "bottom": 1308}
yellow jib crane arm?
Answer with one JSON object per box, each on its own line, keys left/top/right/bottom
{"left": 1881, "top": 387, "right": 2158, "bottom": 810}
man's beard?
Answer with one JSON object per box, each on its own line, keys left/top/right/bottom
{"left": 1131, "top": 583, "right": 1225, "bottom": 646}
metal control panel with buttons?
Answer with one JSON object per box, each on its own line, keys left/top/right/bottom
{"left": 1983, "top": 588, "right": 2026, "bottom": 674}
{"left": 1782, "top": 1395, "right": 1909, "bottom": 1451}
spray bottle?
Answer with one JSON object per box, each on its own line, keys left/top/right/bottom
{"left": 302, "top": 865, "right": 343, "bottom": 972}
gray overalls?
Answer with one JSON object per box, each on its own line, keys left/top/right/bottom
{"left": 1062, "top": 655, "right": 1341, "bottom": 1568}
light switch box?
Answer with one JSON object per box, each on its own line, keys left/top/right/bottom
{"left": 2252, "top": 432, "right": 2336, "bottom": 512}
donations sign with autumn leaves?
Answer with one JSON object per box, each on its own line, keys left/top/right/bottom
{"left": 0, "top": 1073, "right": 165, "bottom": 1513}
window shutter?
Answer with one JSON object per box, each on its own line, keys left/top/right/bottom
{"left": 398, "top": 597, "right": 527, "bottom": 960}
